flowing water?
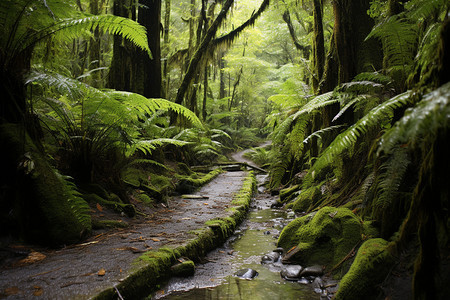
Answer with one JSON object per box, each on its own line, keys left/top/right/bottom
{"left": 151, "top": 174, "right": 320, "bottom": 300}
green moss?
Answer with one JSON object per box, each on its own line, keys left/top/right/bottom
{"left": 335, "top": 238, "right": 395, "bottom": 300}
{"left": 93, "top": 171, "right": 256, "bottom": 299}
{"left": 176, "top": 168, "right": 224, "bottom": 188}
{"left": 278, "top": 206, "right": 362, "bottom": 275}
{"left": 291, "top": 185, "right": 322, "bottom": 213}
{"left": 82, "top": 193, "right": 136, "bottom": 217}
{"left": 170, "top": 260, "right": 195, "bottom": 277}
{"left": 279, "top": 184, "right": 300, "bottom": 203}
{"left": 135, "top": 192, "right": 154, "bottom": 207}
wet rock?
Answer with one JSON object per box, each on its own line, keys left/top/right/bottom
{"left": 273, "top": 247, "right": 284, "bottom": 254}
{"left": 299, "top": 265, "right": 324, "bottom": 277}
{"left": 270, "top": 201, "right": 283, "bottom": 208}
{"left": 234, "top": 268, "right": 259, "bottom": 279}
{"left": 264, "top": 230, "right": 271, "bottom": 235}
{"left": 278, "top": 206, "right": 363, "bottom": 273}
{"left": 313, "top": 277, "right": 325, "bottom": 293}
{"left": 261, "top": 252, "right": 280, "bottom": 264}
{"left": 298, "top": 277, "right": 310, "bottom": 285}
{"left": 280, "top": 265, "right": 303, "bottom": 281}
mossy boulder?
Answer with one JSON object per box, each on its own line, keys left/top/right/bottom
{"left": 278, "top": 206, "right": 362, "bottom": 275}
{"left": 279, "top": 184, "right": 300, "bottom": 204}
{"left": 334, "top": 238, "right": 395, "bottom": 300}
{"left": 0, "top": 124, "right": 91, "bottom": 246}
{"left": 82, "top": 193, "right": 136, "bottom": 217}
{"left": 289, "top": 185, "right": 322, "bottom": 213}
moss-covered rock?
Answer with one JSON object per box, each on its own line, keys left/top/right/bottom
{"left": 0, "top": 124, "right": 91, "bottom": 246}
{"left": 170, "top": 259, "right": 195, "bottom": 277}
{"left": 334, "top": 238, "right": 395, "bottom": 300}
{"left": 279, "top": 184, "right": 300, "bottom": 203}
{"left": 289, "top": 185, "right": 322, "bottom": 213}
{"left": 278, "top": 206, "right": 362, "bottom": 275}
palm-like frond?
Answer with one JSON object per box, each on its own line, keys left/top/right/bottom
{"left": 128, "top": 138, "right": 191, "bottom": 157}
{"left": 310, "top": 91, "right": 414, "bottom": 175}
{"left": 302, "top": 125, "right": 346, "bottom": 145}
{"left": 379, "top": 82, "right": 450, "bottom": 154}
{"left": 292, "top": 92, "right": 336, "bottom": 120}
{"left": 366, "top": 15, "right": 418, "bottom": 68}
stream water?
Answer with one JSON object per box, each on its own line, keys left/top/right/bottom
{"left": 151, "top": 174, "right": 321, "bottom": 300}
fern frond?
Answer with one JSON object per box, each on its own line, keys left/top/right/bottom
{"left": 312, "top": 91, "right": 413, "bottom": 171}
{"left": 374, "top": 148, "right": 410, "bottom": 219}
{"left": 24, "top": 14, "right": 152, "bottom": 58}
{"left": 366, "top": 15, "right": 418, "bottom": 67}
{"left": 111, "top": 92, "right": 203, "bottom": 128}
{"left": 292, "top": 91, "right": 336, "bottom": 120}
{"left": 303, "top": 125, "right": 346, "bottom": 145}
{"left": 127, "top": 138, "right": 191, "bottom": 157}
{"left": 379, "top": 82, "right": 450, "bottom": 154}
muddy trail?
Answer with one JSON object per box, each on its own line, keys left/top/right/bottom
{"left": 0, "top": 165, "right": 251, "bottom": 299}
{"left": 151, "top": 174, "right": 327, "bottom": 300}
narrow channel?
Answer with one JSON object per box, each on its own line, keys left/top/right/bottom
{"left": 152, "top": 174, "right": 321, "bottom": 300}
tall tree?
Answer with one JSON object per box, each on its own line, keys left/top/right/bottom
{"left": 138, "top": 0, "right": 162, "bottom": 98}
{"left": 312, "top": 0, "right": 325, "bottom": 92}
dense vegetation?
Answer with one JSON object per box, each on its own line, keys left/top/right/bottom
{"left": 0, "top": 0, "right": 449, "bottom": 298}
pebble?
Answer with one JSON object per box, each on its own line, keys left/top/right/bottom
{"left": 234, "top": 268, "right": 258, "bottom": 279}
{"left": 261, "top": 252, "right": 280, "bottom": 264}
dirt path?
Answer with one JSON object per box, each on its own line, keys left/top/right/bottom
{"left": 0, "top": 171, "right": 248, "bottom": 299}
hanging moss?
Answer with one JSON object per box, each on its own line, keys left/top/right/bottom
{"left": 278, "top": 206, "right": 363, "bottom": 276}
{"left": 335, "top": 238, "right": 395, "bottom": 300}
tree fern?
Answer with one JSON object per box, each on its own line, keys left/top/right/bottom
{"left": 373, "top": 147, "right": 411, "bottom": 221}
{"left": 379, "top": 82, "right": 450, "bottom": 154}
{"left": 127, "top": 138, "right": 191, "bottom": 157}
{"left": 309, "top": 90, "right": 414, "bottom": 177}
{"left": 366, "top": 14, "right": 418, "bottom": 69}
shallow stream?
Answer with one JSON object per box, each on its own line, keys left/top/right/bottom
{"left": 151, "top": 174, "right": 320, "bottom": 300}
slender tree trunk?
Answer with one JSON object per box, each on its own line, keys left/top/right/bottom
{"left": 162, "top": 0, "right": 171, "bottom": 98}
{"left": 219, "top": 51, "right": 226, "bottom": 99}
{"left": 202, "top": 65, "right": 208, "bottom": 121}
{"left": 312, "top": 0, "right": 324, "bottom": 93}
{"left": 89, "top": 0, "right": 101, "bottom": 87}
{"left": 175, "top": 0, "right": 234, "bottom": 105}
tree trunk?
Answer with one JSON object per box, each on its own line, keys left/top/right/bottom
{"left": 202, "top": 65, "right": 208, "bottom": 121}
{"left": 312, "top": 0, "right": 325, "bottom": 93}
{"left": 108, "top": 0, "right": 132, "bottom": 91}
{"left": 138, "top": 0, "right": 162, "bottom": 98}
{"left": 319, "top": 0, "right": 380, "bottom": 93}
{"left": 175, "top": 0, "right": 234, "bottom": 105}
{"left": 89, "top": 0, "right": 101, "bottom": 88}
{"left": 162, "top": 0, "right": 171, "bottom": 98}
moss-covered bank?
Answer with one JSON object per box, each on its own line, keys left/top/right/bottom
{"left": 93, "top": 172, "right": 256, "bottom": 300}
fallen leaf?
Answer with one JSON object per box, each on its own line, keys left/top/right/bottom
{"left": 4, "top": 286, "right": 20, "bottom": 295}
{"left": 203, "top": 203, "right": 209, "bottom": 205}
{"left": 16, "top": 251, "right": 46, "bottom": 266}
{"left": 96, "top": 203, "right": 103, "bottom": 212}
{"left": 151, "top": 238, "right": 160, "bottom": 242}
{"left": 181, "top": 217, "right": 191, "bottom": 220}
{"left": 98, "top": 268, "right": 106, "bottom": 276}
{"left": 33, "top": 286, "right": 43, "bottom": 296}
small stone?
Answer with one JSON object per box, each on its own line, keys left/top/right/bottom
{"left": 299, "top": 265, "right": 324, "bottom": 277}
{"left": 298, "top": 277, "right": 310, "bottom": 285}
{"left": 280, "top": 265, "right": 303, "bottom": 281}
{"left": 264, "top": 230, "right": 271, "bottom": 235}
{"left": 273, "top": 247, "right": 284, "bottom": 254}
{"left": 312, "top": 277, "right": 324, "bottom": 291}
{"left": 234, "top": 268, "right": 258, "bottom": 279}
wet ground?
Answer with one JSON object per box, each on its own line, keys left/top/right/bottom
{"left": 152, "top": 174, "right": 321, "bottom": 300}
{"left": 0, "top": 171, "right": 247, "bottom": 299}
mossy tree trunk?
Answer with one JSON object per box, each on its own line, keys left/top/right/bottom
{"left": 312, "top": 0, "right": 325, "bottom": 93}
{"left": 108, "top": 0, "right": 133, "bottom": 91}
{"left": 162, "top": 0, "right": 171, "bottom": 98}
